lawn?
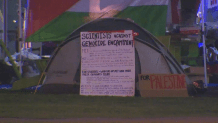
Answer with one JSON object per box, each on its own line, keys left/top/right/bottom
{"left": 0, "top": 90, "right": 218, "bottom": 119}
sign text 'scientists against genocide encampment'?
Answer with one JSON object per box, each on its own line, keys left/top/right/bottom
{"left": 81, "top": 32, "right": 133, "bottom": 47}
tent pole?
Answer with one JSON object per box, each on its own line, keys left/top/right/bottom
{"left": 0, "top": 40, "right": 22, "bottom": 79}
{"left": 18, "top": 0, "right": 23, "bottom": 74}
{"left": 202, "top": 0, "right": 208, "bottom": 88}
{"left": 23, "top": 0, "right": 29, "bottom": 50}
{"left": 3, "top": 0, "right": 7, "bottom": 58}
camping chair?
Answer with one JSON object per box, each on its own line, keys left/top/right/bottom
{"left": 187, "top": 44, "right": 199, "bottom": 66}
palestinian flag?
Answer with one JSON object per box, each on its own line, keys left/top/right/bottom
{"left": 26, "top": 0, "right": 169, "bottom": 42}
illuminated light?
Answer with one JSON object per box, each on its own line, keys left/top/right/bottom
{"left": 28, "top": 42, "right": 31, "bottom": 48}
{"left": 13, "top": 20, "right": 17, "bottom": 23}
{"left": 25, "top": 42, "right": 28, "bottom": 49}
{"left": 198, "top": 43, "right": 203, "bottom": 48}
{"left": 181, "top": 38, "right": 191, "bottom": 41}
{"left": 193, "top": 81, "right": 200, "bottom": 88}
{"left": 42, "top": 55, "right": 50, "bottom": 58}
{"left": 197, "top": 12, "right": 202, "bottom": 18}
{"left": 25, "top": 42, "right": 31, "bottom": 49}
{"left": 133, "top": 32, "right": 139, "bottom": 36}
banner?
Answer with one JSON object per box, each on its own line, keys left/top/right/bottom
{"left": 138, "top": 74, "right": 188, "bottom": 97}
{"left": 26, "top": 0, "right": 169, "bottom": 42}
{"left": 80, "top": 30, "right": 135, "bottom": 96}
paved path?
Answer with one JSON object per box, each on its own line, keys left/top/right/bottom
{"left": 1, "top": 117, "right": 218, "bottom": 123}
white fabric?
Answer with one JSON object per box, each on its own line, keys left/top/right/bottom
{"left": 67, "top": 0, "right": 169, "bottom": 12}
{"left": 130, "top": 0, "right": 169, "bottom": 6}
{"left": 22, "top": 66, "right": 40, "bottom": 78}
{"left": 135, "top": 41, "right": 171, "bottom": 74}
{"left": 67, "top": 0, "right": 132, "bottom": 12}
{"left": 45, "top": 38, "right": 81, "bottom": 85}
{"left": 4, "top": 48, "right": 41, "bottom": 66}
{"left": 208, "top": 47, "right": 218, "bottom": 61}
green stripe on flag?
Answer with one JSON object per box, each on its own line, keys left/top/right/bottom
{"left": 115, "top": 5, "right": 168, "bottom": 36}
{"left": 26, "top": 5, "right": 168, "bottom": 42}
{"left": 26, "top": 12, "right": 89, "bottom": 42}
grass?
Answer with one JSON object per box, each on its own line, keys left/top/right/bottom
{"left": 0, "top": 90, "right": 218, "bottom": 119}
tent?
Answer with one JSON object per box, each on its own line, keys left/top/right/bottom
{"left": 39, "top": 18, "right": 194, "bottom": 95}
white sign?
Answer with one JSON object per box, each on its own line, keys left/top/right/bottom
{"left": 80, "top": 30, "right": 135, "bottom": 96}
{"left": 208, "top": 0, "right": 218, "bottom": 9}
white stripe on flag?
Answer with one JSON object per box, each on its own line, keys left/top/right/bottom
{"left": 68, "top": 0, "right": 133, "bottom": 12}
{"left": 130, "top": 0, "right": 169, "bottom": 6}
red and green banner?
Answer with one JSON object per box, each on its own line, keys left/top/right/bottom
{"left": 26, "top": 0, "right": 169, "bottom": 42}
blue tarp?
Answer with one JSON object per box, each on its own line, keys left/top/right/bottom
{"left": 25, "top": 85, "right": 41, "bottom": 90}
{"left": 0, "top": 84, "right": 41, "bottom": 90}
{"left": 208, "top": 83, "right": 218, "bottom": 87}
{"left": 0, "top": 84, "right": 12, "bottom": 89}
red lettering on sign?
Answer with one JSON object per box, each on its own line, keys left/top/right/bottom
{"left": 168, "top": 76, "right": 174, "bottom": 89}
{"left": 177, "top": 74, "right": 186, "bottom": 89}
{"left": 172, "top": 75, "right": 176, "bottom": 89}
{"left": 165, "top": 76, "right": 173, "bottom": 89}
{"left": 173, "top": 75, "right": 180, "bottom": 89}
{"left": 150, "top": 75, "right": 156, "bottom": 89}
{"left": 163, "top": 76, "right": 168, "bottom": 89}
{"left": 156, "top": 75, "right": 163, "bottom": 89}
{"left": 149, "top": 74, "right": 186, "bottom": 90}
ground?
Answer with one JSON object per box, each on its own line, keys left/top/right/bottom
{"left": 1, "top": 117, "right": 218, "bottom": 123}
{"left": 1, "top": 86, "right": 218, "bottom": 123}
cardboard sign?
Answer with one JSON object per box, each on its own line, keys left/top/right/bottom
{"left": 138, "top": 74, "right": 189, "bottom": 97}
{"left": 80, "top": 30, "right": 135, "bottom": 97}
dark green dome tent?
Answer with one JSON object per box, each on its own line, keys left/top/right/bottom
{"left": 39, "top": 18, "right": 194, "bottom": 96}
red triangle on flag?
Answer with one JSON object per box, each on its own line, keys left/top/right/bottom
{"left": 26, "top": 0, "right": 79, "bottom": 39}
